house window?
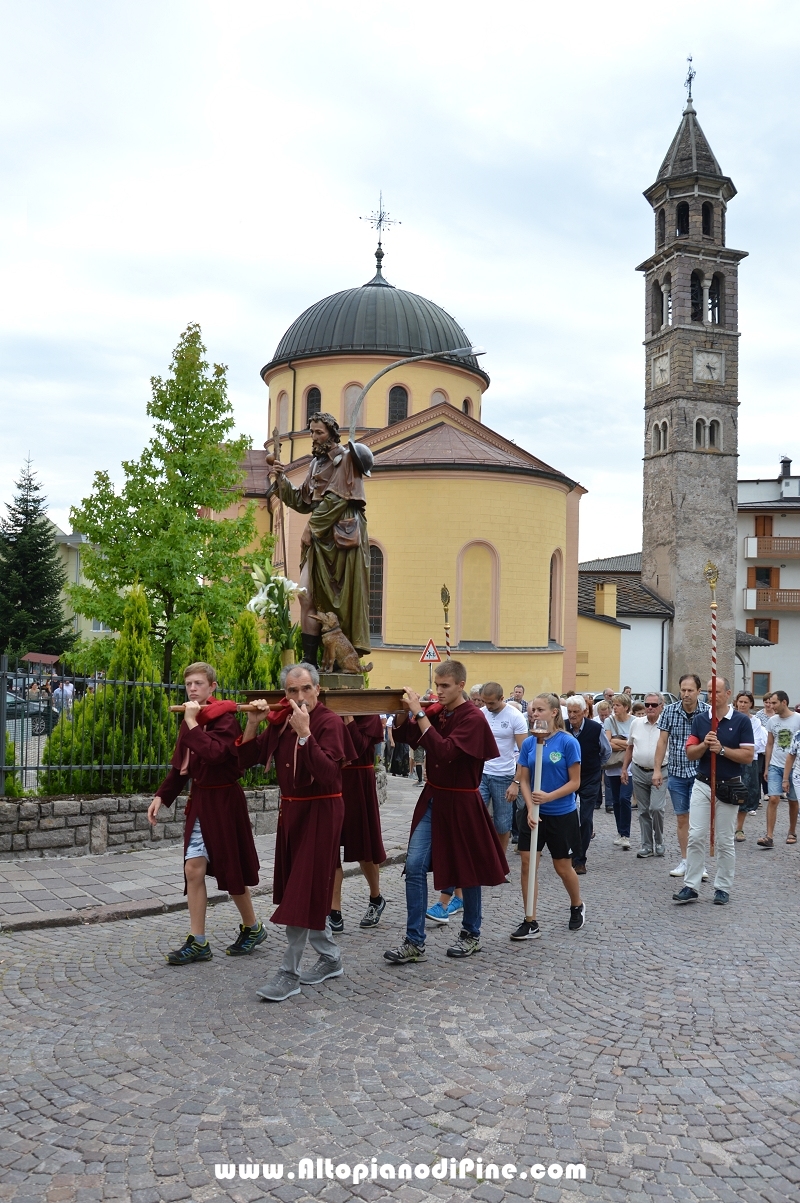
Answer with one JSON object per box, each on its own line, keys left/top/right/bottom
{"left": 388, "top": 385, "right": 408, "bottom": 425}
{"left": 676, "top": 202, "right": 690, "bottom": 237}
{"left": 462, "top": 399, "right": 472, "bottom": 415}
{"left": 754, "top": 566, "right": 773, "bottom": 589}
{"left": 752, "top": 618, "right": 778, "bottom": 643}
{"left": 368, "top": 545, "right": 384, "bottom": 638}
{"left": 652, "top": 424, "right": 661, "bottom": 455}
{"left": 708, "top": 419, "right": 721, "bottom": 449}
{"left": 694, "top": 418, "right": 707, "bottom": 449}
{"left": 702, "top": 202, "right": 713, "bottom": 236}
{"left": 91, "top": 619, "right": 112, "bottom": 633}
{"left": 305, "top": 387, "right": 321, "bottom": 426}
{"left": 755, "top": 516, "right": 773, "bottom": 537}
{"left": 753, "top": 672, "right": 771, "bottom": 699}
{"left": 660, "top": 421, "right": 668, "bottom": 451}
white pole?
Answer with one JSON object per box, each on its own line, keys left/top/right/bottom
{"left": 524, "top": 737, "right": 545, "bottom": 920}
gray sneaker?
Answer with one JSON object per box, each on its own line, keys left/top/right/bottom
{"left": 636, "top": 847, "right": 654, "bottom": 858}
{"left": 446, "top": 930, "right": 482, "bottom": 958}
{"left": 299, "top": 956, "right": 343, "bottom": 985}
{"left": 256, "top": 970, "right": 301, "bottom": 1002}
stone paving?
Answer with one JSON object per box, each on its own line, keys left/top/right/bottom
{"left": 1, "top": 791, "right": 799, "bottom": 1202}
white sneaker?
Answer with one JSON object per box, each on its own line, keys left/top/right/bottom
{"left": 620, "top": 836, "right": 631, "bottom": 850}
{"left": 701, "top": 867, "right": 709, "bottom": 882}
{"left": 670, "top": 859, "right": 687, "bottom": 877}
{"left": 613, "top": 836, "right": 624, "bottom": 846}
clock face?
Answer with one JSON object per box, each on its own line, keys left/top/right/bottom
{"left": 693, "top": 349, "right": 725, "bottom": 384}
{"left": 652, "top": 352, "right": 670, "bottom": 387}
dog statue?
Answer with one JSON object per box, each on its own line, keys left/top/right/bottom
{"left": 311, "top": 611, "right": 373, "bottom": 675}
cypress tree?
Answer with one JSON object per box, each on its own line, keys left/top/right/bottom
{"left": 226, "top": 610, "right": 269, "bottom": 688}
{"left": 0, "top": 460, "right": 76, "bottom": 656}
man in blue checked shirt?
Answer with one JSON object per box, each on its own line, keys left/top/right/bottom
{"left": 653, "top": 674, "right": 710, "bottom": 879}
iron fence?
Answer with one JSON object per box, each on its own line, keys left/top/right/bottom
{"left": 0, "top": 655, "right": 270, "bottom": 797}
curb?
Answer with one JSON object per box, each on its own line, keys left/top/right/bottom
{"left": 0, "top": 852, "right": 407, "bottom": 934}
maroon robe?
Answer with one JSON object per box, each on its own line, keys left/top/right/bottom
{"left": 157, "top": 712, "right": 259, "bottom": 896}
{"left": 237, "top": 702, "right": 356, "bottom": 930}
{"left": 400, "top": 702, "right": 508, "bottom": 889}
{"left": 340, "top": 714, "right": 386, "bottom": 865}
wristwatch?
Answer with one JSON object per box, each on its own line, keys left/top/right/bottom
{"left": 415, "top": 711, "right": 426, "bottom": 722}
{"left": 719, "top": 746, "right": 725, "bottom": 758}
{"left": 297, "top": 736, "right": 308, "bottom": 746}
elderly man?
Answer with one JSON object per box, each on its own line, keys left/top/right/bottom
{"left": 621, "top": 693, "right": 669, "bottom": 858}
{"left": 673, "top": 678, "right": 754, "bottom": 907}
{"left": 238, "top": 664, "right": 355, "bottom": 1001}
{"left": 566, "top": 695, "right": 610, "bottom": 875}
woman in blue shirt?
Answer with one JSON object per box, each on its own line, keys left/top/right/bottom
{"left": 511, "top": 693, "right": 585, "bottom": 941}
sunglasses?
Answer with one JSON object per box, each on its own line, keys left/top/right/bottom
{"left": 644, "top": 702, "right": 660, "bottom": 708}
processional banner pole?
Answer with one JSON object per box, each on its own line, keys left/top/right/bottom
{"left": 704, "top": 562, "right": 719, "bottom": 858}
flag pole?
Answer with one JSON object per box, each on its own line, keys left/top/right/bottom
{"left": 704, "top": 562, "right": 719, "bottom": 858}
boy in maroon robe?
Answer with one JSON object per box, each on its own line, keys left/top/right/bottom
{"left": 148, "top": 662, "right": 263, "bottom": 965}
{"left": 329, "top": 713, "right": 387, "bottom": 933}
{"left": 237, "top": 663, "right": 356, "bottom": 1002}
{"left": 384, "top": 660, "right": 508, "bottom": 964}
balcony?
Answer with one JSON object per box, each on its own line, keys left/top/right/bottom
{"left": 744, "top": 536, "right": 800, "bottom": 558}
{"left": 743, "top": 588, "right": 800, "bottom": 611}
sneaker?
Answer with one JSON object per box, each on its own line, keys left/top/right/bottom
{"left": 166, "top": 935, "right": 212, "bottom": 965}
{"left": 569, "top": 902, "right": 586, "bottom": 931}
{"left": 226, "top": 921, "right": 267, "bottom": 957}
{"left": 636, "top": 848, "right": 654, "bottom": 858}
{"left": 510, "top": 919, "right": 540, "bottom": 940}
{"left": 425, "top": 901, "right": 451, "bottom": 924}
{"left": 359, "top": 898, "right": 387, "bottom": 929}
{"left": 655, "top": 845, "right": 665, "bottom": 857}
{"left": 713, "top": 889, "right": 730, "bottom": 906}
{"left": 612, "top": 836, "right": 624, "bottom": 846}
{"left": 670, "top": 859, "right": 687, "bottom": 877}
{"left": 446, "top": 930, "right": 482, "bottom": 958}
{"left": 384, "top": 938, "right": 427, "bottom": 964}
{"left": 328, "top": 910, "right": 344, "bottom": 933}
{"left": 620, "top": 836, "right": 631, "bottom": 850}
{"left": 256, "top": 970, "right": 301, "bottom": 1001}
{"left": 446, "top": 895, "right": 464, "bottom": 918}
{"left": 299, "top": 955, "right": 343, "bottom": 984}
{"left": 701, "top": 867, "right": 709, "bottom": 882}
{"left": 672, "top": 886, "right": 698, "bottom": 904}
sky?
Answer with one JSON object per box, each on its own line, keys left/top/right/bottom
{"left": 1, "top": 0, "right": 799, "bottom": 561}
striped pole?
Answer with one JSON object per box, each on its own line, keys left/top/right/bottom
{"left": 441, "top": 585, "right": 451, "bottom": 661}
{"left": 704, "top": 562, "right": 719, "bottom": 858}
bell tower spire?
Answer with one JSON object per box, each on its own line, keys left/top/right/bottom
{"left": 637, "top": 87, "right": 748, "bottom": 688}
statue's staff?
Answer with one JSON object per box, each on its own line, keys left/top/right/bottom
{"left": 704, "top": 562, "right": 719, "bottom": 857}
{"left": 264, "top": 426, "right": 289, "bottom": 574}
{"left": 441, "top": 585, "right": 451, "bottom": 660}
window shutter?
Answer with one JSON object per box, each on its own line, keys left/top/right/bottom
{"left": 755, "top": 516, "right": 773, "bottom": 537}
{"left": 747, "top": 567, "right": 756, "bottom": 588}
{"left": 746, "top": 619, "right": 755, "bottom": 635}
{"left": 769, "top": 620, "right": 779, "bottom": 644}
{"left": 770, "top": 567, "right": 780, "bottom": 590}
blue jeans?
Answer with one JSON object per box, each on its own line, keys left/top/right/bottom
{"left": 479, "top": 774, "right": 514, "bottom": 835}
{"left": 405, "top": 802, "right": 481, "bottom": 947}
{"left": 667, "top": 775, "right": 693, "bottom": 815}
{"left": 605, "top": 773, "right": 632, "bottom": 837}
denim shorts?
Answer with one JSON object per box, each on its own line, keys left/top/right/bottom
{"left": 667, "top": 775, "right": 693, "bottom": 815}
{"left": 768, "top": 763, "right": 798, "bottom": 800}
{"left": 185, "top": 817, "right": 209, "bottom": 861}
{"left": 479, "top": 774, "right": 514, "bottom": 835}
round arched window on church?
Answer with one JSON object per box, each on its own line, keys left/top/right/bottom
{"left": 462, "top": 399, "right": 472, "bottom": 416}
{"left": 388, "top": 385, "right": 408, "bottom": 425}
{"left": 305, "top": 386, "right": 321, "bottom": 426}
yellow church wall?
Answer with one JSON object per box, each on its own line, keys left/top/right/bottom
{"left": 575, "top": 615, "right": 622, "bottom": 693}
{"left": 365, "top": 648, "right": 565, "bottom": 699}
{"left": 264, "top": 354, "right": 485, "bottom": 456}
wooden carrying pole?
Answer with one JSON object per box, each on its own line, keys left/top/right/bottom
{"left": 704, "top": 562, "right": 719, "bottom": 858}
{"left": 524, "top": 724, "right": 548, "bottom": 920}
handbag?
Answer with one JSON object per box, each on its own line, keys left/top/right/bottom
{"left": 332, "top": 516, "right": 360, "bottom": 550}
{"left": 715, "top": 778, "right": 748, "bottom": 806}
{"left": 605, "top": 717, "right": 626, "bottom": 768}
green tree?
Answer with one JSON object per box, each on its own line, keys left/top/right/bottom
{"left": 41, "top": 586, "right": 171, "bottom": 794}
{"left": 69, "top": 323, "right": 261, "bottom": 679}
{"left": 224, "top": 610, "right": 269, "bottom": 688}
{"left": 0, "top": 460, "right": 76, "bottom": 656}
{"left": 61, "top": 636, "right": 117, "bottom": 678}
{"left": 188, "top": 611, "right": 216, "bottom": 667}
{"left": 3, "top": 733, "right": 23, "bottom": 797}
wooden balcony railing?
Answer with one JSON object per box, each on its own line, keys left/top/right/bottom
{"left": 757, "top": 537, "right": 800, "bottom": 556}
{"left": 755, "top": 588, "right": 800, "bottom": 610}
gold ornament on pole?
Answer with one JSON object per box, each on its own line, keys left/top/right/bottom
{"left": 441, "top": 585, "right": 451, "bottom": 661}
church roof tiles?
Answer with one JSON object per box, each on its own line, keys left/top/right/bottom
{"left": 657, "top": 99, "right": 724, "bottom": 181}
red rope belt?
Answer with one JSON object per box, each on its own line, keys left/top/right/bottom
{"left": 343, "top": 765, "right": 376, "bottom": 771}
{"left": 280, "top": 793, "right": 343, "bottom": 801}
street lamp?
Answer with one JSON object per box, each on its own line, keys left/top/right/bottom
{"left": 347, "top": 345, "right": 487, "bottom": 441}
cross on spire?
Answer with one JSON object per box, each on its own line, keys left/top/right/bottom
{"left": 684, "top": 55, "right": 696, "bottom": 101}
{"left": 360, "top": 191, "right": 401, "bottom": 247}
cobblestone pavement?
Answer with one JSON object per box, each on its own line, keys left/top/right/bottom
{"left": 1, "top": 800, "right": 799, "bottom": 1202}
{"left": 0, "top": 780, "right": 419, "bottom": 928}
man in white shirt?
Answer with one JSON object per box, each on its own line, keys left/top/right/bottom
{"left": 622, "top": 692, "right": 669, "bottom": 858}
{"left": 759, "top": 690, "right": 800, "bottom": 849}
{"left": 479, "top": 682, "right": 528, "bottom": 853}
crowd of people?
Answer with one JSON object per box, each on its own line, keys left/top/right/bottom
{"left": 148, "top": 658, "right": 797, "bottom": 1001}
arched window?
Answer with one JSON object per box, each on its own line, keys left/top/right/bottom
{"left": 548, "top": 551, "right": 563, "bottom": 644}
{"left": 276, "top": 390, "right": 289, "bottom": 433}
{"left": 430, "top": 389, "right": 448, "bottom": 407}
{"left": 657, "top": 208, "right": 666, "bottom": 245}
{"left": 305, "top": 386, "right": 321, "bottom": 426}
{"left": 702, "top": 202, "right": 713, "bottom": 237}
{"left": 462, "top": 399, "right": 472, "bottom": 416}
{"left": 695, "top": 418, "right": 707, "bottom": 449}
{"left": 652, "top": 280, "right": 664, "bottom": 333}
{"left": 652, "top": 424, "right": 662, "bottom": 455}
{"left": 676, "top": 202, "right": 690, "bottom": 237}
{"left": 709, "top": 274, "right": 723, "bottom": 325}
{"left": 663, "top": 273, "right": 673, "bottom": 326}
{"left": 708, "top": 419, "right": 721, "bottom": 450}
{"left": 690, "top": 271, "right": 704, "bottom": 323}
{"left": 660, "top": 421, "right": 669, "bottom": 451}
{"left": 343, "top": 383, "right": 362, "bottom": 427}
{"left": 388, "top": 385, "right": 408, "bottom": 425}
{"left": 368, "top": 545, "right": 384, "bottom": 639}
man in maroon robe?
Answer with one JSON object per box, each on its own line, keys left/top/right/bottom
{"left": 148, "top": 662, "right": 263, "bottom": 965}
{"left": 383, "top": 660, "right": 508, "bottom": 965}
{"left": 238, "top": 663, "right": 356, "bottom": 1002}
{"left": 329, "top": 713, "right": 387, "bottom": 932}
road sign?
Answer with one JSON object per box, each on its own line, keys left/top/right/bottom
{"left": 419, "top": 639, "right": 441, "bottom": 664}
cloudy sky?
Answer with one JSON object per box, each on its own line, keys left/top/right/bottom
{"left": 2, "top": 0, "right": 799, "bottom": 560}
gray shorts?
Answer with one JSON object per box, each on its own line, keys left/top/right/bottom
{"left": 185, "top": 818, "right": 209, "bottom": 861}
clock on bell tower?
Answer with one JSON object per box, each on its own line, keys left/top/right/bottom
{"left": 637, "top": 87, "right": 748, "bottom": 689}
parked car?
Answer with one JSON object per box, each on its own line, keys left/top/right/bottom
{"left": 3, "top": 691, "right": 56, "bottom": 737}
{"left": 592, "top": 690, "right": 678, "bottom": 706}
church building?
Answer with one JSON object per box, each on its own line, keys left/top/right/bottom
{"left": 242, "top": 245, "right": 585, "bottom": 695}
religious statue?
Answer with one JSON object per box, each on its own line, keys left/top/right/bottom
{"left": 268, "top": 411, "right": 372, "bottom": 670}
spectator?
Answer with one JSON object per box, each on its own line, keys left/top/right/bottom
{"left": 566, "top": 695, "right": 610, "bottom": 875}
{"left": 758, "top": 691, "right": 800, "bottom": 849}
{"left": 653, "top": 674, "right": 710, "bottom": 879}
{"left": 622, "top": 692, "right": 668, "bottom": 858}
{"left": 623, "top": 685, "right": 632, "bottom": 697}
{"left": 631, "top": 701, "right": 646, "bottom": 717}
{"left": 583, "top": 694, "right": 595, "bottom": 719}
{"left": 734, "top": 692, "right": 766, "bottom": 841}
{"left": 478, "top": 682, "right": 528, "bottom": 854}
{"left": 602, "top": 688, "right": 615, "bottom": 706}
{"left": 507, "top": 685, "right": 528, "bottom": 716}
{"left": 603, "top": 693, "right": 634, "bottom": 849}
{"left": 469, "top": 685, "right": 484, "bottom": 708}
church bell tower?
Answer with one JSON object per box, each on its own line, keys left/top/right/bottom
{"left": 638, "top": 87, "right": 747, "bottom": 688}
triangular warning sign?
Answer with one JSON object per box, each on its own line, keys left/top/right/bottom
{"left": 419, "top": 639, "right": 441, "bottom": 664}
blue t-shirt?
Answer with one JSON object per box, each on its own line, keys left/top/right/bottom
{"left": 518, "top": 731, "right": 581, "bottom": 815}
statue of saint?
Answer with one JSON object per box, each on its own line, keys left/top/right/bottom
{"left": 270, "top": 411, "right": 371, "bottom": 668}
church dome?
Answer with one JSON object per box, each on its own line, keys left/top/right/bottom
{"left": 262, "top": 248, "right": 489, "bottom": 384}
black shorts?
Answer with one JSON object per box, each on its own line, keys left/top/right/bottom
{"left": 517, "top": 808, "right": 581, "bottom": 861}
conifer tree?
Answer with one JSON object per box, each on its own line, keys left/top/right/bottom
{"left": 187, "top": 611, "right": 216, "bottom": 668}
{"left": 225, "top": 610, "right": 269, "bottom": 688}
{"left": 0, "top": 461, "right": 75, "bottom": 656}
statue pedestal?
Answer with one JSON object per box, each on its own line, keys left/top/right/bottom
{"left": 319, "top": 673, "right": 366, "bottom": 690}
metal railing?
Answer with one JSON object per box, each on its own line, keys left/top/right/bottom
{"left": 0, "top": 655, "right": 271, "bottom": 797}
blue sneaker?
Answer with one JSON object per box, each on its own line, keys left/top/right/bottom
{"left": 446, "top": 896, "right": 464, "bottom": 918}
{"left": 425, "top": 901, "right": 451, "bottom": 924}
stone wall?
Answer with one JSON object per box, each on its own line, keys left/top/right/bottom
{"left": 0, "top": 766, "right": 387, "bottom": 860}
